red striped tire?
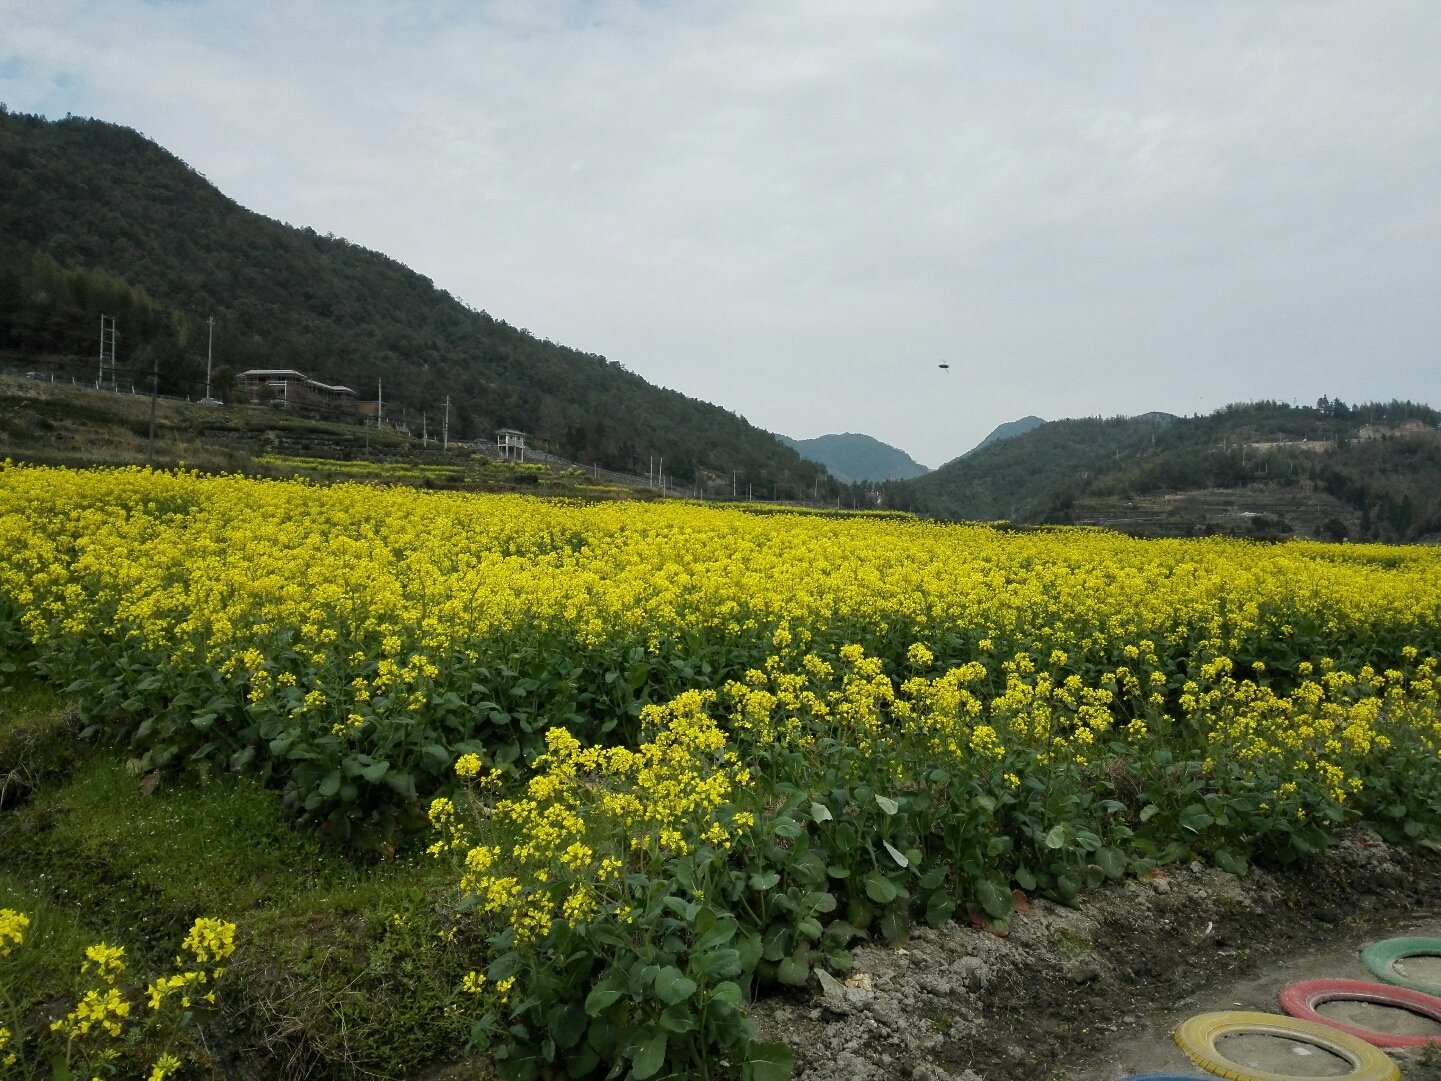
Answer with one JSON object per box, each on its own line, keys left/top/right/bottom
{"left": 1278, "top": 977, "right": 1441, "bottom": 1048}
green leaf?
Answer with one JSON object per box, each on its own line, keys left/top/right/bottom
{"left": 879, "top": 907, "right": 909, "bottom": 944}
{"left": 361, "top": 760, "right": 390, "bottom": 783}
{"left": 1178, "top": 804, "right": 1214, "bottom": 834}
{"left": 1095, "top": 846, "right": 1126, "bottom": 879}
{"left": 694, "top": 909, "right": 738, "bottom": 951}
{"left": 653, "top": 966, "right": 697, "bottom": 1006}
{"left": 1139, "top": 804, "right": 1160, "bottom": 822}
{"left": 1214, "top": 847, "right": 1249, "bottom": 876}
{"left": 749, "top": 872, "right": 780, "bottom": 891}
{"left": 630, "top": 1033, "right": 667, "bottom": 1080}
{"left": 974, "top": 878, "right": 1013, "bottom": 920}
{"left": 874, "top": 794, "right": 899, "bottom": 816}
{"left": 772, "top": 817, "right": 804, "bottom": 839}
{"left": 318, "top": 770, "right": 341, "bottom": 798}
{"left": 864, "top": 873, "right": 898, "bottom": 904}
{"left": 694, "top": 948, "right": 742, "bottom": 979}
{"left": 811, "top": 801, "right": 834, "bottom": 823}
{"left": 547, "top": 1002, "right": 586, "bottom": 1051}
{"left": 882, "top": 840, "right": 909, "bottom": 868}
{"left": 776, "top": 956, "right": 810, "bottom": 986}
{"left": 918, "top": 865, "right": 948, "bottom": 890}
{"left": 804, "top": 890, "right": 837, "bottom": 915}
{"left": 1043, "top": 824, "right": 1067, "bottom": 849}
{"left": 743, "top": 1040, "right": 794, "bottom": 1081}
{"left": 737, "top": 931, "right": 763, "bottom": 971}
{"left": 925, "top": 892, "right": 956, "bottom": 927}
{"left": 585, "top": 982, "right": 626, "bottom": 1016}
{"left": 710, "top": 981, "right": 743, "bottom": 1007}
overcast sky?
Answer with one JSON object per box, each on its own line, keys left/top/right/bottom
{"left": 3, "top": 1, "right": 1438, "bottom": 466}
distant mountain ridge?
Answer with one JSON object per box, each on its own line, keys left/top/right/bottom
{"left": 885, "top": 400, "right": 1441, "bottom": 543}
{"left": 778, "top": 432, "right": 929, "bottom": 483}
{"left": 960, "top": 415, "right": 1047, "bottom": 459}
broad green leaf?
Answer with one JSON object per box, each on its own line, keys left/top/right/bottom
{"left": 975, "top": 878, "right": 1013, "bottom": 920}
{"left": 864, "top": 873, "right": 898, "bottom": 904}
{"left": 630, "top": 1033, "right": 667, "bottom": 1080}
{"left": 882, "top": 840, "right": 908, "bottom": 868}
{"left": 652, "top": 966, "right": 697, "bottom": 1006}
{"left": 361, "top": 760, "right": 390, "bottom": 783}
{"left": 743, "top": 1040, "right": 794, "bottom": 1081}
{"left": 1095, "top": 846, "right": 1126, "bottom": 879}
{"left": 585, "top": 982, "right": 625, "bottom": 1016}
{"left": 776, "top": 956, "right": 809, "bottom": 986}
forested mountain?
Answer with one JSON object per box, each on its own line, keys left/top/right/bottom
{"left": 777, "top": 432, "right": 928, "bottom": 483}
{"left": 884, "top": 400, "right": 1441, "bottom": 543}
{"left": 960, "top": 415, "right": 1046, "bottom": 458}
{"left": 0, "top": 109, "right": 826, "bottom": 494}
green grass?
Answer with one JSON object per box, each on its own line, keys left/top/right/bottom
{"left": 1, "top": 684, "right": 494, "bottom": 1079}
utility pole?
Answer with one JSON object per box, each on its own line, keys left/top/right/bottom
{"left": 147, "top": 348, "right": 159, "bottom": 460}
{"left": 422, "top": 413, "right": 428, "bottom": 447}
{"left": 97, "top": 314, "right": 117, "bottom": 390}
{"left": 377, "top": 379, "right": 383, "bottom": 427}
{"left": 442, "top": 395, "right": 450, "bottom": 450}
{"left": 204, "top": 316, "right": 215, "bottom": 401}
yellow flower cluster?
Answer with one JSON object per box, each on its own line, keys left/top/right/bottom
{"left": 81, "top": 942, "right": 126, "bottom": 984}
{"left": 437, "top": 699, "right": 752, "bottom": 940}
{"left": 50, "top": 986, "right": 131, "bottom": 1039}
{"left": 180, "top": 917, "right": 237, "bottom": 966}
{"left": 0, "top": 910, "right": 27, "bottom": 956}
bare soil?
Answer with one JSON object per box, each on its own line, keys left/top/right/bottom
{"left": 750, "top": 831, "right": 1441, "bottom": 1081}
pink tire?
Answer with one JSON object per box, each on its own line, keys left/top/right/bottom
{"left": 1278, "top": 977, "right": 1441, "bottom": 1049}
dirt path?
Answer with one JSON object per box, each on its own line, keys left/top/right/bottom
{"left": 750, "top": 832, "right": 1441, "bottom": 1081}
{"left": 1062, "top": 914, "right": 1441, "bottom": 1080}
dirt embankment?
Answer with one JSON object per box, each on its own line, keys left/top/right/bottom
{"left": 751, "top": 832, "right": 1441, "bottom": 1081}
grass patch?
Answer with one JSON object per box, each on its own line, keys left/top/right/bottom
{"left": 2, "top": 744, "right": 490, "bottom": 1078}
{"left": 0, "top": 671, "right": 81, "bottom": 810}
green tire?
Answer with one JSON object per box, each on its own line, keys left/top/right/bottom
{"left": 1173, "top": 1010, "right": 1400, "bottom": 1081}
{"left": 1361, "top": 936, "right": 1441, "bottom": 996}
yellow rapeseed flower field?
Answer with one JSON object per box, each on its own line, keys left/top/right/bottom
{"left": 0, "top": 461, "right": 1438, "bottom": 848}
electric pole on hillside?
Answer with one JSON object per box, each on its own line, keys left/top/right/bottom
{"left": 422, "top": 413, "right": 428, "bottom": 447}
{"left": 377, "top": 379, "right": 383, "bottom": 427}
{"left": 97, "top": 315, "right": 117, "bottom": 390}
{"left": 147, "top": 348, "right": 159, "bottom": 460}
{"left": 203, "top": 316, "right": 216, "bottom": 402}
{"left": 442, "top": 395, "right": 450, "bottom": 450}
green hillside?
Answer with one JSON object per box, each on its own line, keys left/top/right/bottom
{"left": 960, "top": 414, "right": 1047, "bottom": 457}
{"left": 0, "top": 109, "right": 827, "bottom": 496}
{"left": 886, "top": 400, "right": 1441, "bottom": 543}
{"left": 777, "top": 431, "right": 929, "bottom": 483}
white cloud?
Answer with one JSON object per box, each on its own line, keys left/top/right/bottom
{"left": 2, "top": 0, "right": 1439, "bottom": 464}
